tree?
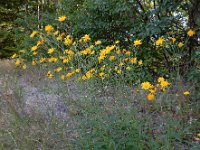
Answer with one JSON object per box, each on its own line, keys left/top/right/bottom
{"left": 0, "top": 0, "right": 26, "bottom": 58}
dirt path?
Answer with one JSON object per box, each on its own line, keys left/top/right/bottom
{"left": 19, "top": 77, "right": 68, "bottom": 118}
{"left": 0, "top": 59, "right": 68, "bottom": 119}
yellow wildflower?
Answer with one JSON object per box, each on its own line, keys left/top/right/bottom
{"left": 66, "top": 72, "right": 74, "bottom": 78}
{"left": 106, "top": 45, "right": 116, "bottom": 52}
{"left": 59, "top": 56, "right": 64, "bottom": 60}
{"left": 168, "top": 37, "right": 176, "bottom": 43}
{"left": 80, "top": 48, "right": 94, "bottom": 55}
{"left": 141, "top": 82, "right": 152, "bottom": 90}
{"left": 134, "top": 39, "right": 142, "bottom": 46}
{"left": 52, "top": 58, "right": 58, "bottom": 63}
{"left": 85, "top": 69, "right": 95, "bottom": 79}
{"left": 57, "top": 36, "right": 62, "bottom": 41}
{"left": 149, "top": 86, "right": 157, "bottom": 94}
{"left": 183, "top": 91, "right": 190, "bottom": 95}
{"left": 109, "top": 56, "right": 115, "bottom": 61}
{"left": 33, "top": 51, "right": 37, "bottom": 55}
{"left": 41, "top": 39, "right": 45, "bottom": 44}
{"left": 117, "top": 70, "right": 122, "bottom": 74}
{"left": 37, "top": 41, "right": 42, "bottom": 46}
{"left": 126, "top": 66, "right": 131, "bottom": 71}
{"left": 53, "top": 31, "right": 59, "bottom": 36}
{"left": 55, "top": 67, "right": 62, "bottom": 72}
{"left": 40, "top": 58, "right": 46, "bottom": 63}
{"left": 125, "top": 51, "right": 131, "bottom": 56}
{"left": 156, "top": 37, "right": 164, "bottom": 46}
{"left": 138, "top": 60, "right": 143, "bottom": 65}
{"left": 178, "top": 42, "right": 184, "bottom": 48}
{"left": 65, "top": 49, "right": 74, "bottom": 55}
{"left": 22, "top": 64, "right": 27, "bottom": 70}
{"left": 37, "top": 39, "right": 45, "bottom": 46}
{"left": 130, "top": 57, "right": 137, "bottom": 64}
{"left": 187, "top": 29, "right": 195, "bottom": 37}
{"left": 60, "top": 75, "right": 66, "bottom": 80}
{"left": 31, "top": 46, "right": 38, "bottom": 51}
{"left": 11, "top": 53, "right": 17, "bottom": 59}
{"left": 15, "top": 59, "right": 21, "bottom": 66}
{"left": 147, "top": 93, "right": 155, "bottom": 101}
{"left": 39, "top": 34, "right": 43, "bottom": 38}
{"left": 98, "top": 55, "right": 106, "bottom": 62}
{"left": 158, "top": 77, "right": 165, "bottom": 83}
{"left": 61, "top": 32, "right": 65, "bottom": 37}
{"left": 58, "top": 16, "right": 67, "bottom": 22}
{"left": 30, "top": 31, "right": 37, "bottom": 38}
{"left": 89, "top": 45, "right": 94, "bottom": 49}
{"left": 115, "top": 40, "right": 120, "bottom": 44}
{"left": 98, "top": 45, "right": 115, "bottom": 62}
{"left": 64, "top": 35, "right": 73, "bottom": 46}
{"left": 119, "top": 62, "right": 124, "bottom": 67}
{"left": 100, "top": 65, "right": 105, "bottom": 71}
{"left": 81, "top": 75, "right": 87, "bottom": 80}
{"left": 48, "top": 48, "right": 55, "bottom": 54}
{"left": 160, "top": 80, "right": 170, "bottom": 89}
{"left": 75, "top": 69, "right": 80, "bottom": 73}
{"left": 85, "top": 71, "right": 93, "bottom": 79}
{"left": 63, "top": 58, "right": 69, "bottom": 64}
{"left": 99, "top": 72, "right": 105, "bottom": 77}
{"left": 95, "top": 40, "right": 102, "bottom": 45}
{"left": 80, "top": 34, "right": 91, "bottom": 43}
{"left": 48, "top": 57, "right": 57, "bottom": 63}
{"left": 45, "top": 24, "right": 54, "bottom": 33}
{"left": 32, "top": 60, "right": 37, "bottom": 65}
{"left": 116, "top": 49, "right": 121, "bottom": 54}
{"left": 47, "top": 71, "right": 53, "bottom": 78}
{"left": 123, "top": 49, "right": 127, "bottom": 53}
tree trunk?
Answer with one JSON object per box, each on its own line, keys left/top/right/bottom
{"left": 188, "top": 0, "right": 200, "bottom": 65}
{"left": 189, "top": 0, "right": 200, "bottom": 28}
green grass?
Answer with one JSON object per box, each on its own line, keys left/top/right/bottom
{"left": 0, "top": 60, "right": 199, "bottom": 150}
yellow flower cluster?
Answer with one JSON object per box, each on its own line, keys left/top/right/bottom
{"left": 12, "top": 15, "right": 192, "bottom": 103}
{"left": 80, "top": 68, "right": 96, "bottom": 80}
{"left": 15, "top": 29, "right": 145, "bottom": 82}
{"left": 80, "top": 48, "right": 95, "bottom": 55}
{"left": 79, "top": 34, "right": 91, "bottom": 43}
{"left": 98, "top": 45, "right": 115, "bottom": 62}
{"left": 141, "top": 77, "right": 170, "bottom": 101}
{"left": 64, "top": 35, "right": 73, "bottom": 46}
